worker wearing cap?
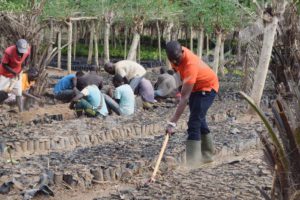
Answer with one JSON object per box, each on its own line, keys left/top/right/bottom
{"left": 165, "top": 41, "right": 219, "bottom": 166}
{"left": 0, "top": 39, "right": 31, "bottom": 112}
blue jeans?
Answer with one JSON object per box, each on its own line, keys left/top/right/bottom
{"left": 187, "top": 90, "right": 216, "bottom": 141}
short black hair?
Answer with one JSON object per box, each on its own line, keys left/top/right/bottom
{"left": 27, "top": 67, "right": 38, "bottom": 78}
{"left": 167, "top": 69, "right": 175, "bottom": 75}
{"left": 166, "top": 41, "right": 182, "bottom": 59}
{"left": 90, "top": 65, "right": 97, "bottom": 72}
{"left": 113, "top": 74, "right": 124, "bottom": 84}
{"left": 160, "top": 66, "right": 168, "bottom": 74}
{"left": 76, "top": 71, "right": 84, "bottom": 77}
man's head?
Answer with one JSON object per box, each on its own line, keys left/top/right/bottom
{"left": 160, "top": 66, "right": 168, "bottom": 74}
{"left": 16, "top": 39, "right": 29, "bottom": 56}
{"left": 27, "top": 67, "right": 38, "bottom": 82}
{"left": 167, "top": 69, "right": 175, "bottom": 75}
{"left": 76, "top": 71, "right": 85, "bottom": 77}
{"left": 90, "top": 65, "right": 97, "bottom": 73}
{"left": 112, "top": 74, "right": 124, "bottom": 88}
{"left": 104, "top": 62, "right": 115, "bottom": 75}
{"left": 165, "top": 41, "right": 183, "bottom": 66}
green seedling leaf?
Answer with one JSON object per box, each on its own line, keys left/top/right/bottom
{"left": 239, "top": 91, "right": 288, "bottom": 170}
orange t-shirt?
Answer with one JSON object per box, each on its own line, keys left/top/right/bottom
{"left": 172, "top": 47, "right": 219, "bottom": 93}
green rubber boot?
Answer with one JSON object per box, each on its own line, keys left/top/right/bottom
{"left": 186, "top": 140, "right": 201, "bottom": 167}
{"left": 201, "top": 133, "right": 214, "bottom": 163}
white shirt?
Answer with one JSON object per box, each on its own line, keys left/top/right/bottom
{"left": 115, "top": 60, "right": 146, "bottom": 80}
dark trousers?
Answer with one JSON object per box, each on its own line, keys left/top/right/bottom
{"left": 54, "top": 90, "right": 75, "bottom": 103}
{"left": 187, "top": 90, "right": 216, "bottom": 141}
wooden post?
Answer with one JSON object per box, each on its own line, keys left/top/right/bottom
{"left": 49, "top": 19, "right": 54, "bottom": 53}
{"left": 67, "top": 19, "right": 72, "bottom": 74}
{"left": 138, "top": 38, "right": 141, "bottom": 63}
{"left": 165, "top": 21, "right": 174, "bottom": 69}
{"left": 94, "top": 22, "right": 99, "bottom": 69}
{"left": 206, "top": 34, "right": 209, "bottom": 56}
{"left": 73, "top": 21, "right": 77, "bottom": 61}
{"left": 57, "top": 30, "right": 62, "bottom": 69}
{"left": 197, "top": 28, "right": 204, "bottom": 59}
{"left": 87, "top": 21, "right": 95, "bottom": 65}
{"left": 124, "top": 26, "right": 128, "bottom": 59}
{"left": 156, "top": 20, "right": 161, "bottom": 62}
{"left": 190, "top": 26, "right": 193, "bottom": 52}
{"left": 104, "top": 21, "right": 111, "bottom": 63}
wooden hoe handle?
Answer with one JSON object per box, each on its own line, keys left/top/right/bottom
{"left": 150, "top": 134, "right": 170, "bottom": 182}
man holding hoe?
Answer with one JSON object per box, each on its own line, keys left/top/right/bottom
{"left": 165, "top": 41, "right": 219, "bottom": 166}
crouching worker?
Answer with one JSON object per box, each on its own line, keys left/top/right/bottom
{"left": 69, "top": 84, "right": 108, "bottom": 118}
{"left": 154, "top": 66, "right": 182, "bottom": 99}
{"left": 104, "top": 60, "right": 156, "bottom": 109}
{"left": 105, "top": 74, "right": 135, "bottom": 116}
{"left": 53, "top": 71, "right": 84, "bottom": 103}
{"left": 4, "top": 67, "right": 41, "bottom": 109}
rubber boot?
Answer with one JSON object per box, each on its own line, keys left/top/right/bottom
{"left": 201, "top": 133, "right": 214, "bottom": 163}
{"left": 185, "top": 140, "right": 201, "bottom": 167}
{"left": 16, "top": 96, "right": 23, "bottom": 112}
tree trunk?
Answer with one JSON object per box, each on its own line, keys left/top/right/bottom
{"left": 73, "top": 21, "right": 77, "bottom": 61}
{"left": 179, "top": 28, "right": 183, "bottom": 39}
{"left": 190, "top": 26, "right": 193, "bottom": 52}
{"left": 94, "top": 23, "right": 99, "bottom": 69}
{"left": 171, "top": 25, "right": 179, "bottom": 40}
{"left": 197, "top": 28, "right": 204, "bottom": 58}
{"left": 250, "top": 16, "right": 279, "bottom": 106}
{"left": 87, "top": 21, "right": 94, "bottom": 65}
{"left": 124, "top": 26, "right": 127, "bottom": 59}
{"left": 104, "top": 21, "right": 111, "bottom": 63}
{"left": 49, "top": 19, "right": 54, "bottom": 53}
{"left": 127, "top": 18, "right": 143, "bottom": 61}
{"left": 57, "top": 30, "right": 61, "bottom": 69}
{"left": 67, "top": 21, "right": 72, "bottom": 74}
{"left": 156, "top": 20, "right": 161, "bottom": 62}
{"left": 219, "top": 39, "right": 225, "bottom": 77}
{"left": 138, "top": 38, "right": 141, "bottom": 63}
{"left": 0, "top": 36, "right": 5, "bottom": 57}
{"left": 165, "top": 21, "right": 174, "bottom": 68}
{"left": 206, "top": 34, "right": 209, "bottom": 56}
{"left": 213, "top": 31, "right": 222, "bottom": 73}
{"left": 127, "top": 32, "right": 140, "bottom": 61}
{"left": 112, "top": 25, "right": 116, "bottom": 49}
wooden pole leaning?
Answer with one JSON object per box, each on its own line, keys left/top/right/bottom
{"left": 150, "top": 133, "right": 170, "bottom": 182}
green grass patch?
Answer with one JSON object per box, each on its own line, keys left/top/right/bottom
{"left": 62, "top": 43, "right": 167, "bottom": 60}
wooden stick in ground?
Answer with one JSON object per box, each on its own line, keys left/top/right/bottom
{"left": 150, "top": 133, "right": 170, "bottom": 182}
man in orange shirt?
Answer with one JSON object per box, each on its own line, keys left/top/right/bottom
{"left": 165, "top": 41, "right": 219, "bottom": 166}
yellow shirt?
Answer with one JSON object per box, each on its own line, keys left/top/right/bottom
{"left": 22, "top": 73, "right": 35, "bottom": 91}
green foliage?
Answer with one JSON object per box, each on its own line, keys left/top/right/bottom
{"left": 61, "top": 42, "right": 166, "bottom": 60}
{"left": 203, "top": 0, "right": 241, "bottom": 33}
{"left": 42, "top": 0, "right": 76, "bottom": 19}
{"left": 152, "top": 0, "right": 182, "bottom": 22}
{"left": 0, "top": 0, "right": 26, "bottom": 12}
